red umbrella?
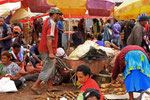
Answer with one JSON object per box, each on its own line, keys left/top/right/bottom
{"left": 21, "top": 0, "right": 55, "bottom": 13}
{"left": 0, "top": 0, "right": 22, "bottom": 4}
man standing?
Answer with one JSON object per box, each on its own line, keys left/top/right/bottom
{"left": 0, "top": 16, "right": 12, "bottom": 53}
{"left": 31, "top": 7, "right": 62, "bottom": 94}
{"left": 57, "top": 16, "right": 64, "bottom": 47}
{"left": 127, "top": 13, "right": 149, "bottom": 50}
{"left": 112, "top": 19, "right": 121, "bottom": 47}
{"left": 30, "top": 40, "right": 41, "bottom": 67}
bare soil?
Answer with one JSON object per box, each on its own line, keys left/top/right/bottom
{"left": 0, "top": 81, "right": 78, "bottom": 100}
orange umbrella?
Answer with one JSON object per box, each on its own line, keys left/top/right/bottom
{"left": 46, "top": 0, "right": 87, "bottom": 16}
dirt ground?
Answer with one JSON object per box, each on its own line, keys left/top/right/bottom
{"left": 0, "top": 81, "right": 79, "bottom": 100}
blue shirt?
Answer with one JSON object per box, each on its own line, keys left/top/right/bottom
{"left": 57, "top": 20, "right": 64, "bottom": 34}
{"left": 30, "top": 45, "right": 39, "bottom": 56}
{"left": 112, "top": 22, "right": 121, "bottom": 38}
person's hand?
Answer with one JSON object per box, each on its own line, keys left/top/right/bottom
{"left": 49, "top": 53, "right": 55, "bottom": 59}
{"left": 5, "top": 74, "right": 13, "bottom": 80}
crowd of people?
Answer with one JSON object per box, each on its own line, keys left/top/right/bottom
{"left": 0, "top": 6, "right": 150, "bottom": 100}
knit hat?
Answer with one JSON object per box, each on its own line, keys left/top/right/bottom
{"left": 139, "top": 13, "right": 149, "bottom": 21}
{"left": 13, "top": 26, "right": 21, "bottom": 33}
{"left": 83, "top": 88, "right": 101, "bottom": 100}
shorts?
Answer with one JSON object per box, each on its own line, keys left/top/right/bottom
{"left": 38, "top": 52, "right": 56, "bottom": 81}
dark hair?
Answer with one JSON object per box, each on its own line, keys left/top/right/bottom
{"left": 86, "top": 34, "right": 91, "bottom": 39}
{"left": 36, "top": 40, "right": 40, "bottom": 45}
{"left": 73, "top": 26, "right": 78, "bottom": 31}
{"left": 49, "top": 13, "right": 54, "bottom": 17}
{"left": 12, "top": 42, "right": 21, "bottom": 49}
{"left": 83, "top": 88, "right": 100, "bottom": 100}
{"left": 76, "top": 65, "right": 91, "bottom": 77}
{"left": 114, "top": 18, "right": 118, "bottom": 22}
{"left": 107, "top": 19, "right": 110, "bottom": 23}
{"left": 0, "top": 16, "right": 5, "bottom": 20}
{"left": 1, "top": 51, "right": 11, "bottom": 59}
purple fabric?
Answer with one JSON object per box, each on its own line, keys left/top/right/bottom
{"left": 112, "top": 22, "right": 121, "bottom": 38}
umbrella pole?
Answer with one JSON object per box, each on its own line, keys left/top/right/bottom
{"left": 68, "top": 0, "right": 71, "bottom": 55}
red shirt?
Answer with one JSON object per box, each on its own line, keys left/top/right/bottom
{"left": 80, "top": 77, "right": 104, "bottom": 100}
{"left": 38, "top": 18, "right": 58, "bottom": 54}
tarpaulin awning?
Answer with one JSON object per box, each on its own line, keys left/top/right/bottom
{"left": 0, "top": 0, "right": 22, "bottom": 4}
{"left": 0, "top": 4, "right": 10, "bottom": 17}
{"left": 114, "top": 0, "right": 150, "bottom": 20}
{"left": 10, "top": 8, "right": 31, "bottom": 24}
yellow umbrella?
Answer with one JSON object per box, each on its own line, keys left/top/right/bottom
{"left": 0, "top": 5, "right": 10, "bottom": 17}
{"left": 114, "top": 0, "right": 150, "bottom": 20}
{"left": 46, "top": 0, "right": 87, "bottom": 16}
{"left": 10, "top": 8, "right": 31, "bottom": 24}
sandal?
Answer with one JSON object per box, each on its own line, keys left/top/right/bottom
{"left": 31, "top": 87, "right": 42, "bottom": 95}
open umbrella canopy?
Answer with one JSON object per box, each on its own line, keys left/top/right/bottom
{"left": 114, "top": 0, "right": 150, "bottom": 20}
{"left": 21, "top": 0, "right": 55, "bottom": 13}
{"left": 0, "top": 4, "right": 10, "bottom": 17}
{"left": 0, "top": 0, "right": 22, "bottom": 4}
{"left": 86, "top": 0, "right": 115, "bottom": 16}
{"left": 46, "top": 0, "right": 87, "bottom": 16}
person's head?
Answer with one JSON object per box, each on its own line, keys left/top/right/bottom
{"left": 13, "top": 26, "right": 21, "bottom": 37}
{"left": 93, "top": 18, "right": 97, "bottom": 23}
{"left": 139, "top": 13, "right": 149, "bottom": 26}
{"left": 130, "top": 19, "right": 136, "bottom": 23}
{"left": 90, "top": 34, "right": 95, "bottom": 39}
{"left": 47, "top": 7, "right": 63, "bottom": 22}
{"left": 56, "top": 47, "right": 66, "bottom": 58}
{"left": 36, "top": 40, "right": 40, "bottom": 47}
{"left": 73, "top": 26, "right": 78, "bottom": 31}
{"left": 12, "top": 42, "right": 21, "bottom": 54}
{"left": 80, "top": 18, "right": 84, "bottom": 23}
{"left": 76, "top": 65, "right": 91, "bottom": 84}
{"left": 113, "top": 18, "right": 118, "bottom": 23}
{"left": 87, "top": 33, "right": 91, "bottom": 40}
{"left": 83, "top": 88, "right": 101, "bottom": 100}
{"left": 60, "top": 16, "right": 64, "bottom": 21}
{"left": 39, "top": 17, "right": 43, "bottom": 22}
{"left": 1, "top": 51, "right": 11, "bottom": 65}
{"left": 0, "top": 16, "right": 5, "bottom": 26}
{"left": 107, "top": 19, "right": 111, "bottom": 23}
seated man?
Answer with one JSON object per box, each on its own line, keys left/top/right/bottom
{"left": 30, "top": 40, "right": 42, "bottom": 67}
{"left": 0, "top": 51, "right": 25, "bottom": 89}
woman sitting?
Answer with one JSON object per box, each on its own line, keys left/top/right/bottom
{"left": 0, "top": 51, "right": 24, "bottom": 88}
{"left": 112, "top": 45, "right": 150, "bottom": 100}
{"left": 76, "top": 65, "right": 103, "bottom": 100}
{"left": 9, "top": 42, "right": 35, "bottom": 73}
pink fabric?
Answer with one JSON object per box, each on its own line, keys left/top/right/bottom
{"left": 86, "top": 0, "right": 115, "bottom": 16}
